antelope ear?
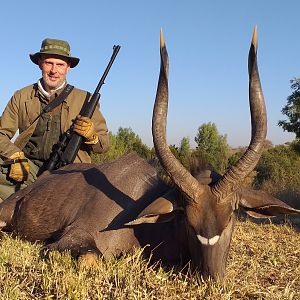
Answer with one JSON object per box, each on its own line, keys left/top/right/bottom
{"left": 125, "top": 189, "right": 182, "bottom": 225}
{"left": 238, "top": 188, "right": 300, "bottom": 218}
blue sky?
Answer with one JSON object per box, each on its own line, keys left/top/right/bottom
{"left": 1, "top": 1, "right": 299, "bottom": 148}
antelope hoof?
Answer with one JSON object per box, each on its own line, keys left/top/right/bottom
{"left": 78, "top": 251, "right": 100, "bottom": 269}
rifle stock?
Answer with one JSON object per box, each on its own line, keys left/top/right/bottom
{"left": 46, "top": 45, "right": 120, "bottom": 171}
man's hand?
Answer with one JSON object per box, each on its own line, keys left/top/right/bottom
{"left": 8, "top": 151, "right": 30, "bottom": 182}
{"left": 73, "top": 115, "right": 99, "bottom": 145}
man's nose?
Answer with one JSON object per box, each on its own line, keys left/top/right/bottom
{"left": 50, "top": 64, "right": 57, "bottom": 73}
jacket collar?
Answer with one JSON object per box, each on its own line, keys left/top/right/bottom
{"left": 35, "top": 79, "right": 67, "bottom": 102}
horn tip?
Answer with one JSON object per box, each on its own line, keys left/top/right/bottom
{"left": 251, "top": 26, "right": 258, "bottom": 50}
{"left": 160, "top": 28, "right": 165, "bottom": 49}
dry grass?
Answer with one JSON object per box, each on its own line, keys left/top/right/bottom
{"left": 226, "top": 219, "right": 300, "bottom": 299}
{"left": 0, "top": 219, "right": 299, "bottom": 299}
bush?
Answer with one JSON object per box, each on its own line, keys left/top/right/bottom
{"left": 92, "top": 128, "right": 153, "bottom": 164}
{"left": 254, "top": 144, "right": 300, "bottom": 208}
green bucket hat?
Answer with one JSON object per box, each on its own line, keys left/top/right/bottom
{"left": 29, "top": 38, "right": 80, "bottom": 68}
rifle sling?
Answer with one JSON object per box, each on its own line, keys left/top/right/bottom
{"left": 42, "top": 84, "right": 74, "bottom": 114}
{"left": 14, "top": 84, "right": 74, "bottom": 150}
{"left": 2, "top": 158, "right": 28, "bottom": 167}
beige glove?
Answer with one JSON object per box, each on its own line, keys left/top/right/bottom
{"left": 8, "top": 151, "right": 30, "bottom": 182}
{"left": 73, "top": 115, "right": 99, "bottom": 145}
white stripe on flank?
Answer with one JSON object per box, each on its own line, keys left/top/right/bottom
{"left": 197, "top": 234, "right": 220, "bottom": 246}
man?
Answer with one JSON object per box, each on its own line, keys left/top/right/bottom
{"left": 0, "top": 38, "right": 110, "bottom": 201}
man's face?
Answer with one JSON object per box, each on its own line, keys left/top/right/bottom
{"left": 38, "top": 54, "right": 70, "bottom": 92}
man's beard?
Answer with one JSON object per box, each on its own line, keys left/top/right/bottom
{"left": 43, "top": 75, "right": 65, "bottom": 91}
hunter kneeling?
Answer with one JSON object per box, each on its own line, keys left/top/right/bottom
{"left": 0, "top": 38, "right": 111, "bottom": 201}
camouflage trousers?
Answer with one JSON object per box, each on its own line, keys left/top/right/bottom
{"left": 0, "top": 157, "right": 40, "bottom": 202}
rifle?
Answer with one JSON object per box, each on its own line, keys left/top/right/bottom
{"left": 46, "top": 45, "right": 121, "bottom": 171}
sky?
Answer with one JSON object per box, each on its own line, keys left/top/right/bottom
{"left": 1, "top": 1, "right": 299, "bottom": 148}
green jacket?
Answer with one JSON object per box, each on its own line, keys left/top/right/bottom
{"left": 0, "top": 83, "right": 110, "bottom": 163}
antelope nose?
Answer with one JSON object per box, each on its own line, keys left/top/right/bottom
{"left": 197, "top": 234, "right": 220, "bottom": 246}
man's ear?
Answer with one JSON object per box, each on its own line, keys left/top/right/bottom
{"left": 238, "top": 188, "right": 300, "bottom": 218}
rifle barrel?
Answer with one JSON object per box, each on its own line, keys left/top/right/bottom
{"left": 94, "top": 45, "right": 121, "bottom": 95}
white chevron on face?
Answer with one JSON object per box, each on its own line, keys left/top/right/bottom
{"left": 197, "top": 234, "right": 220, "bottom": 246}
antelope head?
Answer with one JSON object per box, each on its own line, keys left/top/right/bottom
{"left": 152, "top": 27, "right": 300, "bottom": 280}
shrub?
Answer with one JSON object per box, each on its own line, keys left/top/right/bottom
{"left": 254, "top": 144, "right": 300, "bottom": 208}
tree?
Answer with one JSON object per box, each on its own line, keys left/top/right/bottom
{"left": 278, "top": 78, "right": 300, "bottom": 138}
{"left": 177, "top": 137, "right": 191, "bottom": 168}
{"left": 167, "top": 137, "right": 192, "bottom": 169}
{"left": 92, "top": 127, "right": 152, "bottom": 164}
{"left": 178, "top": 137, "right": 191, "bottom": 158}
{"left": 115, "top": 127, "right": 152, "bottom": 159}
{"left": 194, "top": 122, "right": 230, "bottom": 173}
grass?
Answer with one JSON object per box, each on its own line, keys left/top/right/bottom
{"left": 0, "top": 219, "right": 299, "bottom": 299}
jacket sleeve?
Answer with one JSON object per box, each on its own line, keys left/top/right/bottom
{"left": 89, "top": 102, "right": 110, "bottom": 154}
{"left": 0, "top": 92, "right": 23, "bottom": 158}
